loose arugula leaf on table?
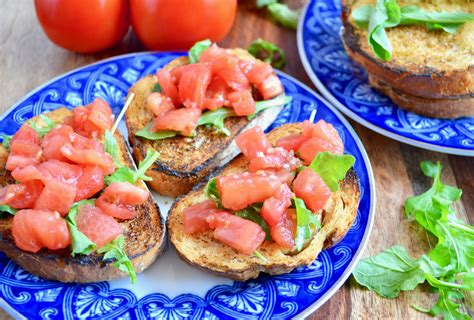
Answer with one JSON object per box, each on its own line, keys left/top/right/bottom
{"left": 105, "top": 149, "right": 159, "bottom": 185}
{"left": 28, "top": 114, "right": 55, "bottom": 138}
{"left": 308, "top": 152, "right": 356, "bottom": 192}
{"left": 235, "top": 204, "right": 271, "bottom": 240}
{"left": 98, "top": 235, "right": 137, "bottom": 284}
{"left": 0, "top": 205, "right": 16, "bottom": 215}
{"left": 293, "top": 197, "right": 320, "bottom": 251}
{"left": 65, "top": 200, "right": 97, "bottom": 256}
{"left": 188, "top": 39, "right": 212, "bottom": 64}
{"left": 428, "top": 289, "right": 470, "bottom": 320}
{"left": 248, "top": 38, "right": 286, "bottom": 69}
{"left": 1, "top": 134, "right": 11, "bottom": 150}
{"left": 267, "top": 3, "right": 300, "bottom": 30}
{"left": 256, "top": 0, "right": 277, "bottom": 8}
{"left": 135, "top": 124, "right": 178, "bottom": 141}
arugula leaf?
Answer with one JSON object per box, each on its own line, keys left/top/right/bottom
{"left": 352, "top": 5, "right": 372, "bottom": 28}
{"left": 293, "top": 197, "right": 320, "bottom": 251}
{"left": 188, "top": 39, "right": 212, "bottom": 64}
{"left": 256, "top": 0, "right": 277, "bottom": 8}
{"left": 28, "top": 115, "right": 55, "bottom": 138}
{"left": 308, "top": 152, "right": 355, "bottom": 192}
{"left": 248, "top": 38, "right": 286, "bottom": 69}
{"left": 105, "top": 149, "right": 159, "bottom": 185}
{"left": 104, "top": 129, "right": 121, "bottom": 166}
{"left": 97, "top": 235, "right": 137, "bottom": 284}
{"left": 234, "top": 204, "right": 271, "bottom": 240}
{"left": 249, "top": 95, "right": 292, "bottom": 120}
{"left": 1, "top": 134, "right": 11, "bottom": 150}
{"left": 152, "top": 82, "right": 163, "bottom": 93}
{"left": 267, "top": 3, "right": 300, "bottom": 30}
{"left": 254, "top": 250, "right": 268, "bottom": 262}
{"left": 0, "top": 205, "right": 17, "bottom": 215}
{"left": 65, "top": 200, "right": 97, "bottom": 256}
{"left": 197, "top": 108, "right": 235, "bottom": 136}
{"left": 428, "top": 289, "right": 470, "bottom": 320}
{"left": 205, "top": 177, "right": 223, "bottom": 208}
{"left": 135, "top": 124, "right": 178, "bottom": 140}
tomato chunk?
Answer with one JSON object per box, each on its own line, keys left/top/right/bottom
{"left": 261, "top": 184, "right": 292, "bottom": 226}
{"left": 248, "top": 147, "right": 299, "bottom": 173}
{"left": 293, "top": 168, "right": 331, "bottom": 213}
{"left": 146, "top": 92, "right": 175, "bottom": 117}
{"left": 235, "top": 127, "right": 271, "bottom": 160}
{"left": 75, "top": 204, "right": 123, "bottom": 249}
{"left": 5, "top": 155, "right": 41, "bottom": 172}
{"left": 217, "top": 171, "right": 282, "bottom": 210}
{"left": 183, "top": 200, "right": 217, "bottom": 234}
{"left": 156, "top": 69, "right": 179, "bottom": 105}
{"left": 74, "top": 165, "right": 104, "bottom": 201}
{"left": 34, "top": 179, "right": 76, "bottom": 215}
{"left": 37, "top": 160, "right": 83, "bottom": 187}
{"left": 256, "top": 74, "right": 284, "bottom": 100}
{"left": 227, "top": 91, "right": 256, "bottom": 116}
{"left": 176, "top": 63, "right": 212, "bottom": 109}
{"left": 60, "top": 142, "right": 116, "bottom": 175}
{"left": 150, "top": 108, "right": 201, "bottom": 136}
{"left": 0, "top": 181, "right": 43, "bottom": 209}
{"left": 203, "top": 77, "right": 230, "bottom": 111}
{"left": 276, "top": 134, "right": 307, "bottom": 152}
{"left": 72, "top": 98, "right": 114, "bottom": 138}
{"left": 9, "top": 125, "right": 41, "bottom": 158}
{"left": 12, "top": 209, "right": 70, "bottom": 253}
{"left": 207, "top": 211, "right": 265, "bottom": 254}
{"left": 239, "top": 60, "right": 274, "bottom": 85}
{"left": 270, "top": 208, "right": 296, "bottom": 249}
{"left": 96, "top": 182, "right": 149, "bottom": 220}
{"left": 298, "top": 120, "right": 344, "bottom": 164}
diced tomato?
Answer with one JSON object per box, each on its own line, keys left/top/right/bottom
{"left": 256, "top": 74, "right": 284, "bottom": 100}
{"left": 12, "top": 209, "right": 70, "bottom": 253}
{"left": 203, "top": 77, "right": 230, "bottom": 111}
{"left": 37, "top": 160, "right": 83, "bottom": 187}
{"left": 248, "top": 147, "right": 299, "bottom": 173}
{"left": 270, "top": 208, "right": 296, "bottom": 249}
{"left": 207, "top": 210, "right": 265, "bottom": 254}
{"left": 298, "top": 120, "right": 344, "bottom": 164}
{"left": 9, "top": 125, "right": 41, "bottom": 158}
{"left": 72, "top": 98, "right": 114, "bottom": 138}
{"left": 5, "top": 155, "right": 41, "bottom": 172}
{"left": 217, "top": 171, "right": 282, "bottom": 210}
{"left": 276, "top": 134, "right": 307, "bottom": 152}
{"left": 146, "top": 92, "right": 175, "bottom": 117}
{"left": 11, "top": 165, "right": 43, "bottom": 182}
{"left": 60, "top": 142, "right": 116, "bottom": 175}
{"left": 261, "top": 184, "right": 292, "bottom": 226}
{"left": 34, "top": 179, "right": 76, "bottom": 215}
{"left": 75, "top": 165, "right": 104, "bottom": 201}
{"left": 306, "top": 120, "right": 344, "bottom": 152}
{"left": 183, "top": 200, "right": 217, "bottom": 234}
{"left": 75, "top": 204, "right": 123, "bottom": 249}
{"left": 96, "top": 182, "right": 149, "bottom": 220}
{"left": 239, "top": 60, "right": 274, "bottom": 85}
{"left": 156, "top": 69, "right": 179, "bottom": 105}
{"left": 176, "top": 63, "right": 212, "bottom": 109}
{"left": 227, "top": 91, "right": 256, "bottom": 116}
{"left": 0, "top": 181, "right": 43, "bottom": 209}
{"left": 273, "top": 168, "right": 296, "bottom": 185}
{"left": 235, "top": 127, "right": 271, "bottom": 160}
{"left": 150, "top": 108, "right": 201, "bottom": 136}
{"left": 293, "top": 167, "right": 332, "bottom": 213}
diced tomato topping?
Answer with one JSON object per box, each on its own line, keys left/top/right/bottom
{"left": 0, "top": 181, "right": 43, "bottom": 209}
{"left": 261, "top": 184, "right": 292, "bottom": 226}
{"left": 207, "top": 210, "right": 265, "bottom": 254}
{"left": 270, "top": 208, "right": 296, "bottom": 249}
{"left": 273, "top": 168, "right": 296, "bottom": 185}
{"left": 146, "top": 92, "right": 175, "bottom": 117}
{"left": 60, "top": 142, "right": 116, "bottom": 175}
{"left": 217, "top": 171, "right": 282, "bottom": 210}
{"left": 37, "top": 160, "right": 83, "bottom": 187}
{"left": 248, "top": 147, "right": 299, "bottom": 173}
{"left": 293, "top": 168, "right": 332, "bottom": 213}
{"left": 71, "top": 98, "right": 114, "bottom": 138}
{"left": 276, "top": 134, "right": 308, "bottom": 152}
{"left": 227, "top": 91, "right": 256, "bottom": 116}
{"left": 256, "top": 74, "right": 284, "bottom": 100}
{"left": 42, "top": 128, "right": 71, "bottom": 162}
{"left": 34, "top": 179, "right": 76, "bottom": 215}
{"left": 298, "top": 120, "right": 344, "bottom": 164}
{"left": 9, "top": 125, "right": 41, "bottom": 158}
{"left": 235, "top": 127, "right": 271, "bottom": 160}
{"left": 74, "top": 165, "right": 104, "bottom": 201}
{"left": 150, "top": 108, "right": 201, "bottom": 136}
{"left": 12, "top": 209, "right": 70, "bottom": 253}
{"left": 5, "top": 155, "right": 41, "bottom": 172}
{"left": 183, "top": 200, "right": 217, "bottom": 234}
{"left": 156, "top": 69, "right": 180, "bottom": 105}
{"left": 176, "top": 63, "right": 212, "bottom": 109}
{"left": 75, "top": 204, "right": 123, "bottom": 249}
{"left": 203, "top": 77, "right": 230, "bottom": 111}
{"left": 239, "top": 60, "right": 274, "bottom": 85}
{"left": 11, "top": 165, "right": 43, "bottom": 182}
{"left": 96, "top": 182, "right": 149, "bottom": 220}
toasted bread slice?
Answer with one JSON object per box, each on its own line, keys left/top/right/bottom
{"left": 125, "top": 49, "right": 285, "bottom": 197}
{"left": 341, "top": 0, "right": 473, "bottom": 104}
{"left": 167, "top": 123, "right": 360, "bottom": 281}
{"left": 0, "top": 108, "right": 166, "bottom": 283}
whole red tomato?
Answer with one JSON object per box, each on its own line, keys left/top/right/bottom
{"left": 34, "top": 0, "right": 129, "bottom": 53}
{"left": 130, "top": 0, "right": 237, "bottom": 50}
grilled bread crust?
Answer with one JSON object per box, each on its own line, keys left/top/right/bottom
{"left": 0, "top": 108, "right": 166, "bottom": 283}
{"left": 125, "top": 50, "right": 285, "bottom": 197}
{"left": 168, "top": 123, "right": 360, "bottom": 281}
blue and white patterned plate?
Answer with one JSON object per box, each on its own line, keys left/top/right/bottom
{"left": 0, "top": 52, "right": 375, "bottom": 319}
{"left": 298, "top": 0, "right": 474, "bottom": 156}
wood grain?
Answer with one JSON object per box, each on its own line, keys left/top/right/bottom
{"left": 0, "top": 0, "right": 472, "bottom": 319}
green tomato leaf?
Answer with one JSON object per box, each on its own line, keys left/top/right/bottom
{"left": 234, "top": 203, "right": 271, "bottom": 240}
{"left": 0, "top": 205, "right": 17, "bottom": 215}
{"left": 267, "top": 3, "right": 300, "bottom": 30}
{"left": 1, "top": 134, "right": 11, "bottom": 150}
{"left": 135, "top": 124, "right": 178, "bottom": 140}
{"left": 65, "top": 200, "right": 97, "bottom": 256}
{"left": 308, "top": 152, "right": 355, "bottom": 192}
{"left": 97, "top": 235, "right": 137, "bottom": 284}
{"left": 28, "top": 115, "right": 55, "bottom": 138}
{"left": 248, "top": 38, "right": 286, "bottom": 69}
{"left": 293, "top": 197, "right": 320, "bottom": 252}
{"left": 188, "top": 39, "right": 212, "bottom": 64}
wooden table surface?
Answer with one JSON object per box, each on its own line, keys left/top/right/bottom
{"left": 0, "top": 1, "right": 472, "bottom": 319}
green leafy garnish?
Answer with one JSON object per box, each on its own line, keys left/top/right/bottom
{"left": 0, "top": 205, "right": 17, "bottom": 215}
{"left": 352, "top": 1, "right": 474, "bottom": 61}
{"left": 104, "top": 129, "right": 121, "bottom": 166}
{"left": 105, "top": 149, "right": 159, "bottom": 185}
{"left": 205, "top": 177, "right": 222, "bottom": 207}
{"left": 188, "top": 39, "right": 212, "bottom": 64}
{"left": 267, "top": 3, "right": 300, "bottom": 30}
{"left": 65, "top": 200, "right": 97, "bottom": 256}
{"left": 97, "top": 235, "right": 137, "bottom": 284}
{"left": 248, "top": 38, "right": 286, "bottom": 69}
{"left": 1, "top": 134, "right": 11, "bottom": 150}
{"left": 352, "top": 161, "right": 473, "bottom": 319}
{"left": 152, "top": 82, "right": 163, "bottom": 93}
{"left": 256, "top": 0, "right": 277, "bottom": 8}
{"left": 28, "top": 115, "right": 55, "bottom": 138}
{"left": 235, "top": 204, "right": 271, "bottom": 240}
{"left": 197, "top": 108, "right": 235, "bottom": 136}
{"left": 249, "top": 95, "right": 292, "bottom": 120}
{"left": 135, "top": 124, "right": 178, "bottom": 141}
{"left": 254, "top": 250, "right": 268, "bottom": 262}
{"left": 293, "top": 197, "right": 320, "bottom": 251}
{"left": 308, "top": 152, "right": 356, "bottom": 192}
